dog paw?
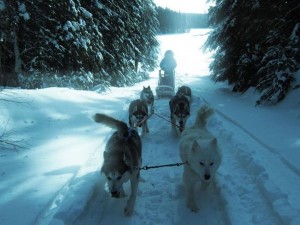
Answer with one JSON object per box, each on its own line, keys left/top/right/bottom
{"left": 124, "top": 206, "right": 134, "bottom": 216}
{"left": 187, "top": 202, "right": 199, "bottom": 212}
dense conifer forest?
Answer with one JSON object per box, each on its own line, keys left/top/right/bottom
{"left": 0, "top": 0, "right": 299, "bottom": 104}
{"left": 0, "top": 0, "right": 159, "bottom": 89}
{"left": 205, "top": 0, "right": 299, "bottom": 105}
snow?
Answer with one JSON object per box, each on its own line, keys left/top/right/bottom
{"left": 1, "top": 29, "right": 300, "bottom": 225}
{"left": 18, "top": 3, "right": 30, "bottom": 20}
{"left": 0, "top": 0, "right": 5, "bottom": 11}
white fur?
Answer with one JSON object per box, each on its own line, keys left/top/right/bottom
{"left": 179, "top": 105, "right": 221, "bottom": 212}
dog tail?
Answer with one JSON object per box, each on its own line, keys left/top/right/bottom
{"left": 194, "top": 104, "right": 214, "bottom": 128}
{"left": 93, "top": 113, "right": 128, "bottom": 134}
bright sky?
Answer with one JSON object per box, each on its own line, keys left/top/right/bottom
{"left": 153, "top": 0, "right": 214, "bottom": 13}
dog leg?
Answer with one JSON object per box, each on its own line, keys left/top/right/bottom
{"left": 129, "top": 115, "right": 133, "bottom": 128}
{"left": 150, "top": 103, "right": 154, "bottom": 115}
{"left": 124, "top": 172, "right": 139, "bottom": 216}
{"left": 145, "top": 121, "right": 149, "bottom": 133}
{"left": 140, "top": 124, "right": 146, "bottom": 137}
{"left": 119, "top": 185, "right": 126, "bottom": 198}
{"left": 171, "top": 116, "right": 178, "bottom": 137}
{"left": 183, "top": 167, "right": 198, "bottom": 212}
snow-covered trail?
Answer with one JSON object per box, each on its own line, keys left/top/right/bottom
{"left": 53, "top": 76, "right": 229, "bottom": 225}
{"left": 34, "top": 29, "right": 300, "bottom": 225}
{"left": 45, "top": 73, "right": 300, "bottom": 225}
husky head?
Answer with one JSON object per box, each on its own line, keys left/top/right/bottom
{"left": 173, "top": 100, "right": 190, "bottom": 132}
{"left": 131, "top": 105, "right": 148, "bottom": 128}
{"left": 188, "top": 138, "right": 221, "bottom": 183}
{"left": 176, "top": 86, "right": 191, "bottom": 103}
{"left": 141, "top": 86, "right": 154, "bottom": 102}
{"left": 101, "top": 151, "right": 132, "bottom": 198}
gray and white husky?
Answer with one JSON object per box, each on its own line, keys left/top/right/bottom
{"left": 93, "top": 113, "right": 142, "bottom": 216}
{"left": 129, "top": 99, "right": 149, "bottom": 136}
{"left": 179, "top": 104, "right": 221, "bottom": 212}
{"left": 140, "top": 85, "right": 154, "bottom": 115}
{"left": 169, "top": 94, "right": 190, "bottom": 136}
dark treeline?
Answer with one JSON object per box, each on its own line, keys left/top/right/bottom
{"left": 156, "top": 6, "right": 208, "bottom": 34}
{"left": 205, "top": 0, "right": 300, "bottom": 105}
{"left": 0, "top": 0, "right": 159, "bottom": 89}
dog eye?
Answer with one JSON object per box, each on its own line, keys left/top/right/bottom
{"left": 199, "top": 162, "right": 205, "bottom": 166}
{"left": 107, "top": 177, "right": 112, "bottom": 181}
{"left": 210, "top": 162, "right": 214, "bottom": 166}
{"left": 117, "top": 176, "right": 122, "bottom": 180}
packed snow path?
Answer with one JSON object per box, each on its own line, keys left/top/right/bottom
{"left": 39, "top": 75, "right": 300, "bottom": 225}
{"left": 2, "top": 29, "right": 299, "bottom": 225}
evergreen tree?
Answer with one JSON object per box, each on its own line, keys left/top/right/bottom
{"left": 205, "top": 0, "right": 300, "bottom": 105}
{"left": 92, "top": 0, "right": 159, "bottom": 86}
{"left": 0, "top": 0, "right": 159, "bottom": 88}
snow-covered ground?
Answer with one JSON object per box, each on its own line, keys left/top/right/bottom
{"left": 0, "top": 29, "right": 299, "bottom": 225}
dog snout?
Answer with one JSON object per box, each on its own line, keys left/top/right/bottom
{"left": 179, "top": 121, "right": 184, "bottom": 132}
{"left": 204, "top": 174, "right": 211, "bottom": 181}
{"left": 111, "top": 191, "right": 121, "bottom": 198}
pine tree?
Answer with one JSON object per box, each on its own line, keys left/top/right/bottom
{"left": 255, "top": 0, "right": 299, "bottom": 105}
{"left": 205, "top": 0, "right": 300, "bottom": 105}
{"left": 0, "top": 0, "right": 159, "bottom": 88}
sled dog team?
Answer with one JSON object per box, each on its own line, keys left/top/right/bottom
{"left": 92, "top": 85, "right": 221, "bottom": 216}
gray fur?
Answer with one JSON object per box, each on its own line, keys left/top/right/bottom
{"left": 93, "top": 113, "right": 142, "bottom": 216}
{"left": 140, "top": 86, "right": 154, "bottom": 115}
{"left": 169, "top": 94, "right": 190, "bottom": 136}
{"left": 129, "top": 99, "right": 149, "bottom": 137}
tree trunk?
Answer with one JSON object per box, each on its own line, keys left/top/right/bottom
{"left": 13, "top": 27, "right": 21, "bottom": 75}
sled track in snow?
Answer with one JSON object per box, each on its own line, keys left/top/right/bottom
{"left": 75, "top": 93, "right": 231, "bottom": 225}
{"left": 38, "top": 85, "right": 299, "bottom": 225}
{"left": 201, "top": 96, "right": 300, "bottom": 225}
{"left": 201, "top": 97, "right": 300, "bottom": 178}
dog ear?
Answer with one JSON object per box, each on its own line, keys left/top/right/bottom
{"left": 133, "top": 105, "right": 138, "bottom": 113}
{"left": 184, "top": 104, "right": 190, "bottom": 115}
{"left": 174, "top": 104, "right": 179, "bottom": 112}
{"left": 211, "top": 138, "right": 217, "bottom": 145}
{"left": 123, "top": 151, "right": 132, "bottom": 167}
{"left": 148, "top": 85, "right": 150, "bottom": 88}
{"left": 142, "top": 106, "right": 148, "bottom": 114}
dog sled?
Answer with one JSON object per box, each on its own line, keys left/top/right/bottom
{"left": 155, "top": 69, "right": 175, "bottom": 98}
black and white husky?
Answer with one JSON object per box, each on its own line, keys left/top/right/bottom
{"left": 140, "top": 86, "right": 154, "bottom": 115}
{"left": 93, "top": 113, "right": 142, "bottom": 216}
{"left": 169, "top": 94, "right": 190, "bottom": 136}
{"left": 129, "top": 99, "right": 149, "bottom": 136}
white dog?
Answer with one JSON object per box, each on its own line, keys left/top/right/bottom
{"left": 179, "top": 104, "right": 221, "bottom": 212}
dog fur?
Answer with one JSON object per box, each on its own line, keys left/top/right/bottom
{"left": 176, "top": 85, "right": 192, "bottom": 103}
{"left": 140, "top": 86, "right": 154, "bottom": 115}
{"left": 129, "top": 99, "right": 149, "bottom": 136}
{"left": 179, "top": 104, "right": 221, "bottom": 212}
{"left": 169, "top": 94, "right": 190, "bottom": 136}
{"left": 93, "top": 113, "right": 142, "bottom": 216}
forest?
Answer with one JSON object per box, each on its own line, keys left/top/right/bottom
{"left": 205, "top": 0, "right": 299, "bottom": 105}
{"left": 0, "top": 0, "right": 299, "bottom": 104}
{"left": 0, "top": 0, "right": 159, "bottom": 89}
{"left": 156, "top": 6, "right": 208, "bottom": 34}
